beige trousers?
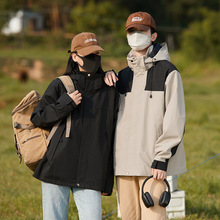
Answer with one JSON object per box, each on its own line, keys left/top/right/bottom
{"left": 117, "top": 176, "right": 167, "bottom": 220}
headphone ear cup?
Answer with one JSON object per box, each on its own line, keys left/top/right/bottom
{"left": 142, "top": 192, "right": 154, "bottom": 208}
{"left": 159, "top": 191, "right": 171, "bottom": 207}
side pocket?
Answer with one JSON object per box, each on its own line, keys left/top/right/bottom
{"left": 17, "top": 127, "right": 49, "bottom": 164}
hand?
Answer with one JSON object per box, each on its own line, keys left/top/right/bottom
{"left": 104, "top": 70, "right": 118, "bottom": 86}
{"left": 101, "top": 193, "right": 108, "bottom": 196}
{"left": 152, "top": 168, "right": 166, "bottom": 181}
{"left": 68, "top": 90, "right": 82, "bottom": 105}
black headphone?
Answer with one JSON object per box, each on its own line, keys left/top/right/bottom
{"left": 142, "top": 175, "right": 171, "bottom": 208}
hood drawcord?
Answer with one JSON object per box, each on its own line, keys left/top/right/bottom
{"left": 150, "top": 80, "right": 153, "bottom": 98}
{"left": 149, "top": 59, "right": 156, "bottom": 99}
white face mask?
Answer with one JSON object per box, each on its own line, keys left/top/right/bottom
{"left": 127, "top": 31, "right": 151, "bottom": 51}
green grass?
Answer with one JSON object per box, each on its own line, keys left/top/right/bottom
{"left": 0, "top": 50, "right": 220, "bottom": 219}
{"left": 174, "top": 54, "right": 220, "bottom": 219}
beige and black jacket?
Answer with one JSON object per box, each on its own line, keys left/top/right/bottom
{"left": 114, "top": 43, "right": 186, "bottom": 176}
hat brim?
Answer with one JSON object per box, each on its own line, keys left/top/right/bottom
{"left": 77, "top": 45, "right": 105, "bottom": 56}
{"left": 125, "top": 24, "right": 152, "bottom": 32}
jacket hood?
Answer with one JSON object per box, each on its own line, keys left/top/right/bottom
{"left": 127, "top": 43, "right": 171, "bottom": 72}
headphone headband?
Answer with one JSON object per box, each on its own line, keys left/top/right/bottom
{"left": 142, "top": 175, "right": 170, "bottom": 195}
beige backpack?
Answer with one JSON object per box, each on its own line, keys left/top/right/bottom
{"left": 12, "top": 76, "right": 75, "bottom": 172}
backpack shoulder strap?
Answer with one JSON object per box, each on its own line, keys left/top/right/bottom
{"left": 47, "top": 76, "right": 75, "bottom": 141}
{"left": 58, "top": 75, "right": 75, "bottom": 93}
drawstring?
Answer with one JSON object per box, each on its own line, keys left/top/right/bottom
{"left": 149, "top": 59, "right": 156, "bottom": 98}
{"left": 150, "top": 79, "right": 153, "bottom": 98}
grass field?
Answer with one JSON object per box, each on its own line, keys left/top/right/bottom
{"left": 0, "top": 49, "right": 220, "bottom": 219}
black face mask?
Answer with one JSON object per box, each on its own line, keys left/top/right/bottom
{"left": 76, "top": 53, "right": 101, "bottom": 73}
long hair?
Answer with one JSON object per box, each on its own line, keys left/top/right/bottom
{"left": 64, "top": 55, "right": 79, "bottom": 75}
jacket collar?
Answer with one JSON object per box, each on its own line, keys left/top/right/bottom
{"left": 127, "top": 43, "right": 170, "bottom": 73}
{"left": 70, "top": 69, "right": 105, "bottom": 94}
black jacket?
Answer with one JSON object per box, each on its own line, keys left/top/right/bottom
{"left": 31, "top": 69, "right": 119, "bottom": 195}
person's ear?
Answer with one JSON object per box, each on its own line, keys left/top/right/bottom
{"left": 71, "top": 53, "right": 77, "bottom": 62}
{"left": 151, "top": 32, "right": 157, "bottom": 42}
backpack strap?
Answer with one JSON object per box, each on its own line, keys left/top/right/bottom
{"left": 58, "top": 75, "right": 75, "bottom": 93}
{"left": 58, "top": 76, "right": 75, "bottom": 138}
{"left": 47, "top": 76, "right": 75, "bottom": 141}
{"left": 47, "top": 120, "right": 62, "bottom": 142}
{"left": 14, "top": 122, "right": 36, "bottom": 130}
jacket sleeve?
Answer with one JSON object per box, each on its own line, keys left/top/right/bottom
{"left": 30, "top": 78, "right": 76, "bottom": 128}
{"left": 151, "top": 70, "right": 185, "bottom": 171}
{"left": 103, "top": 90, "right": 119, "bottom": 195}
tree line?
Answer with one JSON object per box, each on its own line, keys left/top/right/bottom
{"left": 0, "top": 0, "right": 219, "bottom": 31}
{"left": 0, "top": 0, "right": 220, "bottom": 60}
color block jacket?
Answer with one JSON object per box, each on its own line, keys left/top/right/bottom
{"left": 114, "top": 43, "right": 186, "bottom": 176}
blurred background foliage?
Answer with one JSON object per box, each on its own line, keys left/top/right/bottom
{"left": 181, "top": 9, "right": 220, "bottom": 61}
{"left": 0, "top": 0, "right": 220, "bottom": 60}
{"left": 1, "top": 1, "right": 220, "bottom": 219}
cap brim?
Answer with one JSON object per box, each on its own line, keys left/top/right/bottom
{"left": 125, "top": 24, "right": 151, "bottom": 32}
{"left": 77, "top": 45, "right": 105, "bottom": 56}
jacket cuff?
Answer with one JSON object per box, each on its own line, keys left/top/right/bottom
{"left": 57, "top": 93, "right": 76, "bottom": 108}
{"left": 151, "top": 159, "right": 168, "bottom": 171}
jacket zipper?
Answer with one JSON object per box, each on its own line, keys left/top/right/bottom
{"left": 22, "top": 135, "right": 41, "bottom": 144}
